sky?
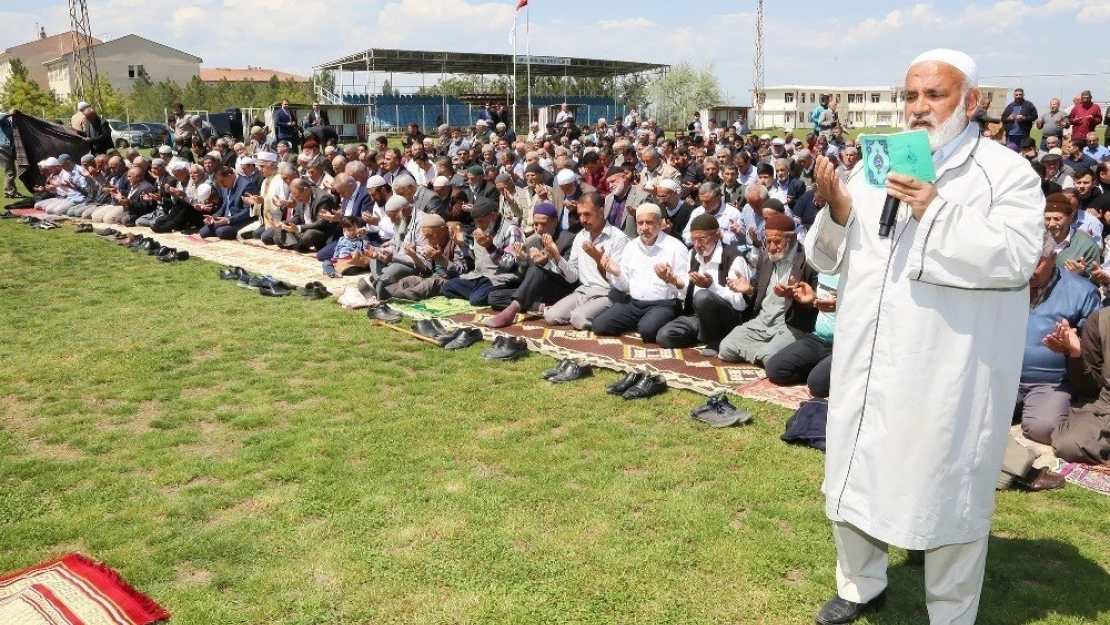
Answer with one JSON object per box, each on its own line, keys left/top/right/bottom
{"left": 2, "top": 0, "right": 1109, "bottom": 107}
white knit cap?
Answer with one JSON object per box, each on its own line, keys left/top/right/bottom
{"left": 196, "top": 182, "right": 213, "bottom": 198}
{"left": 366, "top": 175, "right": 388, "bottom": 189}
{"left": 384, "top": 195, "right": 409, "bottom": 212}
{"left": 656, "top": 178, "right": 680, "bottom": 192}
{"left": 255, "top": 152, "right": 278, "bottom": 163}
{"left": 636, "top": 203, "right": 663, "bottom": 219}
{"left": 910, "top": 49, "right": 978, "bottom": 85}
{"left": 554, "top": 169, "right": 577, "bottom": 186}
{"left": 432, "top": 175, "right": 450, "bottom": 188}
{"left": 44, "top": 157, "right": 59, "bottom": 167}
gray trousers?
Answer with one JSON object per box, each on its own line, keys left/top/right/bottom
{"left": 718, "top": 318, "right": 797, "bottom": 364}
{"left": 544, "top": 286, "right": 612, "bottom": 330}
{"left": 1052, "top": 410, "right": 1110, "bottom": 466}
{"left": 1015, "top": 381, "right": 1072, "bottom": 445}
{"left": 0, "top": 148, "right": 15, "bottom": 195}
{"left": 385, "top": 275, "right": 445, "bottom": 301}
{"left": 373, "top": 260, "right": 419, "bottom": 298}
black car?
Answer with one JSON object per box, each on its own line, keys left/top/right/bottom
{"left": 132, "top": 122, "right": 172, "bottom": 146}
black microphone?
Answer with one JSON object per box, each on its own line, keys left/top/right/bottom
{"left": 879, "top": 195, "right": 899, "bottom": 238}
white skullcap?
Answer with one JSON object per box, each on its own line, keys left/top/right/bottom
{"left": 44, "top": 157, "right": 59, "bottom": 167}
{"left": 151, "top": 158, "right": 166, "bottom": 167}
{"left": 476, "top": 119, "right": 488, "bottom": 126}
{"left": 432, "top": 175, "right": 450, "bottom": 188}
{"left": 1048, "top": 147, "right": 1063, "bottom": 156}
{"left": 384, "top": 195, "right": 409, "bottom": 212}
{"left": 656, "top": 178, "right": 680, "bottom": 192}
{"left": 598, "top": 117, "right": 607, "bottom": 124}
{"left": 910, "top": 48, "right": 979, "bottom": 85}
{"left": 77, "top": 101, "right": 89, "bottom": 111}
{"left": 239, "top": 157, "right": 256, "bottom": 166}
{"left": 168, "top": 160, "right": 189, "bottom": 172}
{"left": 771, "top": 138, "right": 785, "bottom": 146}
{"left": 636, "top": 203, "right": 663, "bottom": 219}
{"left": 760, "top": 134, "right": 772, "bottom": 140}
{"left": 255, "top": 152, "right": 278, "bottom": 163}
{"left": 196, "top": 182, "right": 213, "bottom": 198}
{"left": 555, "top": 169, "right": 577, "bottom": 186}
{"left": 158, "top": 145, "right": 173, "bottom": 154}
{"left": 366, "top": 175, "right": 388, "bottom": 189}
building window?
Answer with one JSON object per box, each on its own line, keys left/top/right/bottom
{"left": 128, "top": 65, "right": 135, "bottom": 79}
{"left": 835, "top": 93, "right": 841, "bottom": 103}
{"left": 870, "top": 93, "right": 881, "bottom": 104}
{"left": 785, "top": 92, "right": 794, "bottom": 104}
{"left": 891, "top": 92, "right": 898, "bottom": 103}
{"left": 809, "top": 93, "right": 815, "bottom": 104}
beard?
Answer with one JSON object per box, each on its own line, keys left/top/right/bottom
{"left": 767, "top": 250, "right": 787, "bottom": 263}
{"left": 906, "top": 98, "right": 969, "bottom": 151}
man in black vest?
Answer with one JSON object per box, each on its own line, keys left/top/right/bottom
{"left": 656, "top": 213, "right": 754, "bottom": 357}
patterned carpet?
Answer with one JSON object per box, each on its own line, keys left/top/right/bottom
{"left": 447, "top": 311, "right": 812, "bottom": 409}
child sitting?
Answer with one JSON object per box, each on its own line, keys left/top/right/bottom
{"left": 322, "top": 217, "right": 371, "bottom": 278}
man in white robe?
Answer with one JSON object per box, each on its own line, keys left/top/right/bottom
{"left": 806, "top": 49, "right": 1044, "bottom": 625}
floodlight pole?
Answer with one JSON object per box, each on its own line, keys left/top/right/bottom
{"left": 513, "top": 10, "right": 518, "bottom": 131}
{"left": 526, "top": 3, "right": 532, "bottom": 129}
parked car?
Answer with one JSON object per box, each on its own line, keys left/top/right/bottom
{"left": 107, "top": 120, "right": 157, "bottom": 149}
{"left": 131, "top": 122, "right": 172, "bottom": 147}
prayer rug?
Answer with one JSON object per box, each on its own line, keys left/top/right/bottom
{"left": 446, "top": 311, "right": 812, "bottom": 409}
{"left": 1054, "top": 462, "right": 1110, "bottom": 496}
{"left": 0, "top": 553, "right": 169, "bottom": 625}
{"left": 392, "top": 297, "right": 484, "bottom": 320}
{"left": 10, "top": 208, "right": 49, "bottom": 218}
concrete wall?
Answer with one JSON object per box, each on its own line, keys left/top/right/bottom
{"left": 92, "top": 36, "right": 199, "bottom": 95}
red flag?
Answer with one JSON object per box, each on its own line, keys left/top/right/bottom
{"left": 516, "top": 0, "right": 528, "bottom": 9}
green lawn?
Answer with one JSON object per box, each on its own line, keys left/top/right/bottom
{"left": 1, "top": 181, "right": 1110, "bottom": 624}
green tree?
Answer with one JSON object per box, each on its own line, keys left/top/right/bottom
{"left": 127, "top": 65, "right": 160, "bottom": 120}
{"left": 616, "top": 74, "right": 651, "bottom": 110}
{"left": 0, "top": 57, "right": 59, "bottom": 117}
{"left": 646, "top": 60, "right": 725, "bottom": 129}
{"left": 182, "top": 75, "right": 208, "bottom": 112}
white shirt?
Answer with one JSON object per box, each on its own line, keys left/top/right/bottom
{"left": 682, "top": 202, "right": 744, "bottom": 246}
{"left": 555, "top": 224, "right": 628, "bottom": 291}
{"left": 610, "top": 231, "right": 690, "bottom": 301}
{"left": 691, "top": 243, "right": 751, "bottom": 311}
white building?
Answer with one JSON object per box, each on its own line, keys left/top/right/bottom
{"left": 753, "top": 85, "right": 1009, "bottom": 131}
{"left": 42, "top": 34, "right": 201, "bottom": 99}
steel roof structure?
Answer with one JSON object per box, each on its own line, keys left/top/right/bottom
{"left": 314, "top": 48, "right": 668, "bottom": 78}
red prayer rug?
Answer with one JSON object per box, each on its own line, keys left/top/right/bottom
{"left": 0, "top": 554, "right": 169, "bottom": 625}
{"left": 9, "top": 208, "right": 49, "bottom": 218}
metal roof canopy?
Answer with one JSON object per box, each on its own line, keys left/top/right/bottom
{"left": 313, "top": 48, "right": 667, "bottom": 79}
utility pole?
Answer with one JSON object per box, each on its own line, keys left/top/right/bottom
{"left": 752, "top": 0, "right": 764, "bottom": 129}
{"left": 69, "top": 0, "right": 102, "bottom": 111}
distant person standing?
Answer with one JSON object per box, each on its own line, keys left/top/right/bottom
{"left": 1068, "top": 90, "right": 1102, "bottom": 143}
{"left": 1036, "top": 98, "right": 1068, "bottom": 149}
{"left": 302, "top": 102, "right": 329, "bottom": 129}
{"left": 71, "top": 101, "right": 89, "bottom": 135}
{"left": 0, "top": 112, "right": 17, "bottom": 198}
{"left": 1002, "top": 88, "right": 1037, "bottom": 151}
{"left": 811, "top": 94, "right": 829, "bottom": 136}
{"left": 273, "top": 99, "right": 299, "bottom": 151}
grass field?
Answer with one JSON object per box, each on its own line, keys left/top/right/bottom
{"left": 1, "top": 174, "right": 1110, "bottom": 624}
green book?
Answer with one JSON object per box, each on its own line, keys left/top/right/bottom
{"left": 859, "top": 130, "right": 936, "bottom": 189}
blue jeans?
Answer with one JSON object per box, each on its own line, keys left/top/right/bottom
{"left": 441, "top": 276, "right": 496, "bottom": 306}
{"left": 198, "top": 223, "right": 239, "bottom": 239}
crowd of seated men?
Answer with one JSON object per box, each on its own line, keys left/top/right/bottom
{"left": 27, "top": 101, "right": 1110, "bottom": 467}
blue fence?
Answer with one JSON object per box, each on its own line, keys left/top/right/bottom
{"left": 342, "top": 95, "right": 630, "bottom": 131}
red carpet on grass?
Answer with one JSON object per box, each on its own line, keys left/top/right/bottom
{"left": 0, "top": 554, "right": 168, "bottom": 625}
{"left": 449, "top": 311, "right": 813, "bottom": 409}
{"left": 9, "top": 208, "right": 49, "bottom": 218}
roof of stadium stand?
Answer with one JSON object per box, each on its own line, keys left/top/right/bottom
{"left": 314, "top": 48, "right": 668, "bottom": 78}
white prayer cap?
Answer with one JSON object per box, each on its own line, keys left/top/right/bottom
{"left": 1048, "top": 147, "right": 1063, "bottom": 156}
{"left": 366, "top": 174, "right": 388, "bottom": 189}
{"left": 910, "top": 48, "right": 978, "bottom": 85}
{"left": 760, "top": 134, "right": 772, "bottom": 140}
{"left": 476, "top": 119, "right": 488, "bottom": 126}
{"left": 255, "top": 152, "right": 278, "bottom": 163}
{"left": 158, "top": 145, "right": 173, "bottom": 154}
{"left": 196, "top": 182, "right": 213, "bottom": 198}
{"left": 77, "top": 101, "right": 89, "bottom": 111}
{"left": 432, "top": 175, "right": 450, "bottom": 188}
{"left": 636, "top": 203, "right": 663, "bottom": 219}
{"left": 168, "top": 160, "right": 189, "bottom": 172}
{"left": 44, "top": 157, "right": 59, "bottom": 167}
{"left": 771, "top": 138, "right": 785, "bottom": 146}
{"left": 151, "top": 158, "right": 166, "bottom": 167}
{"left": 555, "top": 169, "right": 577, "bottom": 186}
{"left": 656, "top": 178, "right": 680, "bottom": 192}
{"left": 384, "top": 195, "right": 409, "bottom": 213}
{"left": 239, "top": 156, "right": 256, "bottom": 166}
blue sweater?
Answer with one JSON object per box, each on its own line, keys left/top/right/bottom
{"left": 1021, "top": 269, "right": 1101, "bottom": 384}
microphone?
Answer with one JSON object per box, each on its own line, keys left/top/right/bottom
{"left": 879, "top": 195, "right": 899, "bottom": 238}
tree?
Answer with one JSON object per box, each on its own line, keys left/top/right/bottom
{"left": 616, "top": 74, "right": 651, "bottom": 110}
{"left": 0, "top": 57, "right": 59, "bottom": 117}
{"left": 127, "top": 65, "right": 160, "bottom": 120}
{"left": 645, "top": 60, "right": 726, "bottom": 129}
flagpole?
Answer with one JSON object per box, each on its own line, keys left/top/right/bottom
{"left": 513, "top": 11, "right": 518, "bottom": 132}
{"left": 526, "top": 2, "right": 532, "bottom": 130}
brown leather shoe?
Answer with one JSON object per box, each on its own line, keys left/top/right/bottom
{"left": 1014, "top": 469, "right": 1066, "bottom": 492}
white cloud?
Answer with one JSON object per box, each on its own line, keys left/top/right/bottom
{"left": 1077, "top": 3, "right": 1110, "bottom": 21}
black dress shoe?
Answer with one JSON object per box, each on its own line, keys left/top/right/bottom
{"left": 480, "top": 335, "right": 509, "bottom": 358}
{"left": 484, "top": 337, "right": 529, "bottom": 361}
{"left": 413, "top": 319, "right": 444, "bottom": 339}
{"left": 367, "top": 303, "right": 403, "bottom": 323}
{"left": 150, "top": 244, "right": 172, "bottom": 256}
{"left": 427, "top": 319, "right": 447, "bottom": 336}
{"left": 259, "top": 284, "right": 293, "bottom": 297}
{"left": 622, "top": 374, "right": 667, "bottom": 400}
{"left": 157, "top": 249, "right": 189, "bottom": 262}
{"left": 607, "top": 371, "right": 644, "bottom": 395}
{"left": 444, "top": 328, "right": 483, "bottom": 351}
{"left": 549, "top": 361, "right": 592, "bottom": 383}
{"left": 542, "top": 358, "right": 574, "bottom": 380}
{"left": 815, "top": 590, "right": 887, "bottom": 625}
{"left": 436, "top": 328, "right": 464, "bottom": 347}
{"left": 95, "top": 228, "right": 120, "bottom": 237}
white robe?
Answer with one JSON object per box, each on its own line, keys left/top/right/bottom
{"left": 805, "top": 127, "right": 1044, "bottom": 550}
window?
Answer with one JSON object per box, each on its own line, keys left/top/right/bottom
{"left": 835, "top": 93, "right": 841, "bottom": 103}
{"left": 847, "top": 94, "right": 858, "bottom": 104}
{"left": 870, "top": 93, "right": 881, "bottom": 104}
{"left": 891, "top": 92, "right": 898, "bottom": 103}
{"left": 128, "top": 65, "right": 135, "bottom": 79}
{"left": 785, "top": 92, "right": 795, "bottom": 104}
{"left": 810, "top": 93, "right": 815, "bottom": 103}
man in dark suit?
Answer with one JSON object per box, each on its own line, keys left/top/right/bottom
{"left": 718, "top": 213, "right": 817, "bottom": 364}
{"left": 302, "top": 102, "right": 330, "bottom": 129}
{"left": 198, "top": 166, "right": 259, "bottom": 239}
{"left": 656, "top": 213, "right": 753, "bottom": 356}
{"left": 273, "top": 99, "right": 299, "bottom": 150}
{"left": 315, "top": 173, "right": 372, "bottom": 260}
{"left": 117, "top": 166, "right": 158, "bottom": 225}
